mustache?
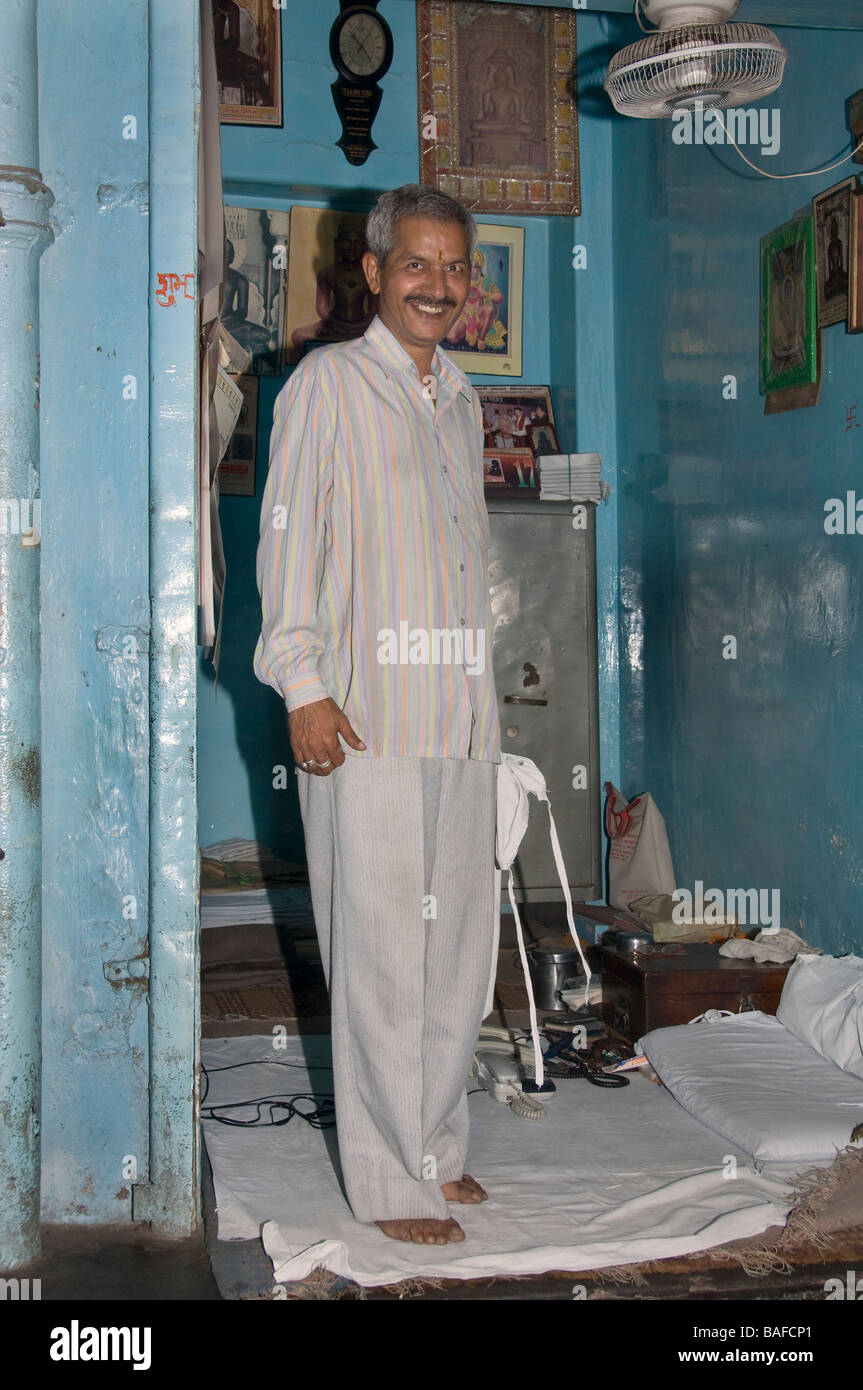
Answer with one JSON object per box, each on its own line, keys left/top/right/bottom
{"left": 405, "top": 295, "right": 457, "bottom": 309}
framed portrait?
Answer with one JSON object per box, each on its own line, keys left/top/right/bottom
{"left": 478, "top": 385, "right": 554, "bottom": 497}
{"left": 848, "top": 188, "right": 863, "bottom": 334}
{"left": 218, "top": 375, "right": 259, "bottom": 497}
{"left": 215, "top": 0, "right": 283, "bottom": 126}
{"left": 439, "top": 223, "right": 524, "bottom": 376}
{"left": 284, "top": 207, "right": 377, "bottom": 367}
{"left": 759, "top": 217, "right": 818, "bottom": 396}
{"left": 223, "top": 205, "right": 288, "bottom": 375}
{"left": 417, "top": 1, "right": 580, "bottom": 217}
{"left": 526, "top": 420, "right": 560, "bottom": 456}
{"left": 812, "top": 177, "right": 857, "bottom": 327}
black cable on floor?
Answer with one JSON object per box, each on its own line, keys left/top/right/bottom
{"left": 200, "top": 1058, "right": 335, "bottom": 1127}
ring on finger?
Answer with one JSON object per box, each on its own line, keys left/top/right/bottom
{"left": 318, "top": 758, "right": 332, "bottom": 768}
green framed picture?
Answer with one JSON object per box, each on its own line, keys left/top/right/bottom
{"left": 760, "top": 216, "right": 818, "bottom": 395}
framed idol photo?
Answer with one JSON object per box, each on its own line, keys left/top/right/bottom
{"left": 478, "top": 385, "right": 554, "bottom": 497}
{"left": 812, "top": 176, "right": 857, "bottom": 328}
{"left": 215, "top": 0, "right": 283, "bottom": 127}
{"left": 417, "top": 0, "right": 580, "bottom": 217}
{"left": 760, "top": 216, "right": 818, "bottom": 395}
{"left": 440, "top": 223, "right": 524, "bottom": 377}
{"left": 284, "top": 207, "right": 377, "bottom": 367}
{"left": 526, "top": 420, "right": 560, "bottom": 456}
{"left": 223, "top": 205, "right": 288, "bottom": 375}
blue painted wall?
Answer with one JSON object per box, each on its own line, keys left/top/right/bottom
{"left": 611, "top": 19, "right": 863, "bottom": 953}
{"left": 198, "top": 0, "right": 617, "bottom": 856}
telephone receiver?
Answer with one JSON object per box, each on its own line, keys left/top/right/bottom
{"left": 471, "top": 1027, "right": 556, "bottom": 1119}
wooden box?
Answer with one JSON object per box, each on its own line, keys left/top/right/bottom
{"left": 600, "top": 941, "right": 790, "bottom": 1043}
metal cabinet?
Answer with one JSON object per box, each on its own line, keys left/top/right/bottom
{"left": 488, "top": 499, "right": 601, "bottom": 903}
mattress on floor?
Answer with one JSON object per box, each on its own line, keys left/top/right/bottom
{"left": 639, "top": 1010, "right": 863, "bottom": 1164}
{"left": 201, "top": 1033, "right": 806, "bottom": 1288}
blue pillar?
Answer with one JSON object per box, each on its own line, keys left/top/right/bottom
{"left": 0, "top": 0, "right": 53, "bottom": 1267}
{"left": 130, "top": 0, "right": 200, "bottom": 1234}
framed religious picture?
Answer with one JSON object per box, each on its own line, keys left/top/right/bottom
{"left": 759, "top": 216, "right": 818, "bottom": 396}
{"left": 439, "top": 223, "right": 524, "bottom": 376}
{"left": 847, "top": 187, "right": 863, "bottom": 334}
{"left": 214, "top": 0, "right": 283, "bottom": 127}
{"left": 417, "top": 1, "right": 580, "bottom": 217}
{"left": 812, "top": 177, "right": 857, "bottom": 328}
{"left": 526, "top": 420, "right": 560, "bottom": 456}
{"left": 284, "top": 207, "right": 378, "bottom": 366}
{"left": 478, "top": 385, "right": 554, "bottom": 497}
{"left": 223, "top": 205, "right": 288, "bottom": 375}
{"left": 218, "top": 375, "right": 259, "bottom": 497}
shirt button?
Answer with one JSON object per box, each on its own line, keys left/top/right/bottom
{"left": 453, "top": 515, "right": 458, "bottom": 523}
{"left": 459, "top": 617, "right": 466, "bottom": 626}
{"left": 443, "top": 466, "right": 448, "bottom": 473}
{"left": 459, "top": 563, "right": 465, "bottom": 572}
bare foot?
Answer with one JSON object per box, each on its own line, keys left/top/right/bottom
{"left": 375, "top": 1217, "right": 465, "bottom": 1245}
{"left": 441, "top": 1173, "right": 488, "bottom": 1204}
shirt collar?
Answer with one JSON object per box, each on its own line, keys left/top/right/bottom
{"left": 363, "top": 314, "right": 473, "bottom": 403}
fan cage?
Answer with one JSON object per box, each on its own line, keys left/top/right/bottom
{"left": 605, "top": 22, "right": 786, "bottom": 115}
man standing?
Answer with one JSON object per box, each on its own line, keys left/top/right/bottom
{"left": 254, "top": 185, "right": 501, "bottom": 1246}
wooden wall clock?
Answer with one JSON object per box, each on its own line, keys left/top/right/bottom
{"left": 330, "top": 2, "right": 394, "bottom": 166}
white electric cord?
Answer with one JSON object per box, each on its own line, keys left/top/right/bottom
{"left": 714, "top": 116, "right": 863, "bottom": 180}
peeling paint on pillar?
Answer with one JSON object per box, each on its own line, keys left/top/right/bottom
{"left": 37, "top": 0, "right": 154, "bottom": 1228}
{"left": 0, "top": 0, "right": 53, "bottom": 1269}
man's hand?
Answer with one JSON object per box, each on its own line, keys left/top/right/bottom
{"left": 288, "top": 697, "right": 366, "bottom": 776}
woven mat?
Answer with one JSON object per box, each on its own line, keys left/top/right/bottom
{"left": 202, "top": 981, "right": 329, "bottom": 1022}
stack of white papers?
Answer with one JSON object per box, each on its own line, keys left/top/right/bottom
{"left": 538, "top": 453, "right": 602, "bottom": 502}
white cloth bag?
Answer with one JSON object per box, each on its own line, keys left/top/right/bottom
{"left": 604, "top": 782, "right": 676, "bottom": 911}
{"left": 484, "top": 753, "right": 593, "bottom": 1087}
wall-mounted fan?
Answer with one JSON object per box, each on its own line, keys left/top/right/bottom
{"left": 604, "top": 0, "right": 787, "bottom": 118}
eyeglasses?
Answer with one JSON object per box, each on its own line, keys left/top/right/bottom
{"left": 635, "top": 942, "right": 686, "bottom": 957}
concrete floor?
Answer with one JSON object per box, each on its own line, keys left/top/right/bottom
{"left": 0, "top": 1225, "right": 221, "bottom": 1301}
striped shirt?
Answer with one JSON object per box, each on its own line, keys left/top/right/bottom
{"left": 253, "top": 314, "right": 501, "bottom": 763}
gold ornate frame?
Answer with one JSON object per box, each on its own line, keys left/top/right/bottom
{"left": 417, "top": 1, "right": 580, "bottom": 217}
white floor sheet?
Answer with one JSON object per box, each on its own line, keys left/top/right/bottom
{"left": 202, "top": 1034, "right": 806, "bottom": 1289}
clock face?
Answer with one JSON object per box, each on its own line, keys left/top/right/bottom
{"left": 339, "top": 12, "right": 388, "bottom": 79}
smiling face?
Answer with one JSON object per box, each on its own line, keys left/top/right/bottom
{"left": 362, "top": 216, "right": 471, "bottom": 374}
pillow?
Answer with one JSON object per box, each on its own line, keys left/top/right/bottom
{"left": 639, "top": 1011, "right": 863, "bottom": 1164}
{"left": 777, "top": 953, "right": 863, "bottom": 1081}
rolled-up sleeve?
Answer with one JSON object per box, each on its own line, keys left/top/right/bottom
{"left": 253, "top": 357, "right": 336, "bottom": 712}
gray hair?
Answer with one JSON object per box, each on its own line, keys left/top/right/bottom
{"left": 365, "top": 184, "right": 477, "bottom": 266}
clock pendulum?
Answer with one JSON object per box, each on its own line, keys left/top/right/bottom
{"left": 329, "top": 2, "right": 394, "bottom": 166}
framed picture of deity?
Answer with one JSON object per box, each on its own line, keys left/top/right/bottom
{"left": 284, "top": 207, "right": 378, "bottom": 367}
{"left": 214, "top": 0, "right": 283, "bottom": 127}
{"left": 760, "top": 216, "right": 818, "bottom": 395}
{"left": 440, "top": 223, "right": 523, "bottom": 376}
{"left": 478, "top": 385, "right": 554, "bottom": 498}
{"left": 223, "top": 204, "right": 289, "bottom": 376}
{"left": 417, "top": 1, "right": 580, "bottom": 217}
{"left": 812, "top": 176, "right": 857, "bottom": 328}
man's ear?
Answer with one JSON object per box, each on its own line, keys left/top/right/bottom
{"left": 363, "top": 250, "right": 381, "bottom": 294}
